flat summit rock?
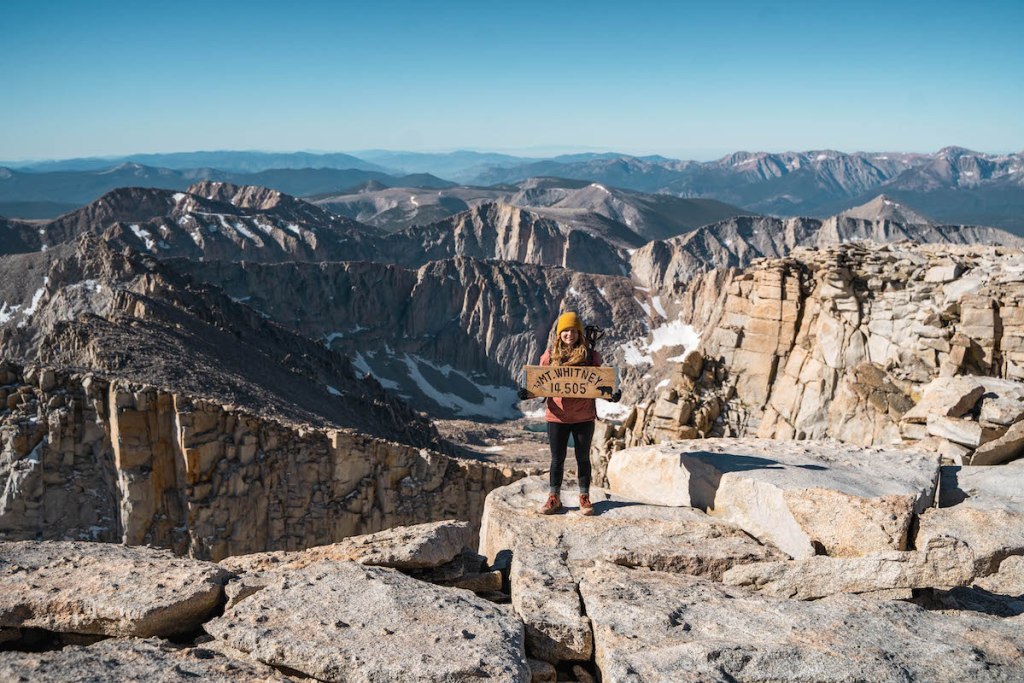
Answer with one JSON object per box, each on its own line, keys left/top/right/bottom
{"left": 607, "top": 438, "right": 940, "bottom": 558}
{"left": 580, "top": 562, "right": 1024, "bottom": 682}
{"left": 480, "top": 477, "right": 782, "bottom": 667}
{"left": 479, "top": 477, "right": 783, "bottom": 577}
{"left": 0, "top": 541, "right": 231, "bottom": 637}
{"left": 205, "top": 560, "right": 528, "bottom": 682}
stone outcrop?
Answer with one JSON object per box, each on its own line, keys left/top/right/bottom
{"left": 606, "top": 438, "right": 939, "bottom": 558}
{"left": 975, "top": 555, "right": 1024, "bottom": 597}
{"left": 0, "top": 541, "right": 231, "bottom": 637}
{"left": 580, "top": 561, "right": 1024, "bottom": 683}
{"left": 614, "top": 242, "right": 1024, "bottom": 467}
{"left": 511, "top": 547, "right": 592, "bottom": 663}
{"left": 0, "top": 364, "right": 521, "bottom": 560}
{"left": 479, "top": 477, "right": 782, "bottom": 576}
{"left": 722, "top": 536, "right": 976, "bottom": 599}
{"left": 480, "top": 477, "right": 782, "bottom": 667}
{"left": 917, "top": 461, "right": 1024, "bottom": 575}
{"left": 0, "top": 638, "right": 290, "bottom": 682}
{"left": 219, "top": 521, "right": 499, "bottom": 606}
{"left": 220, "top": 520, "right": 474, "bottom": 574}
{"left": 205, "top": 560, "right": 529, "bottom": 683}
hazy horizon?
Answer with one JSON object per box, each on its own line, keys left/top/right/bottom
{"left": 3, "top": 143, "right": 1023, "bottom": 169}
{"left": 2, "top": 0, "right": 1022, "bottom": 160}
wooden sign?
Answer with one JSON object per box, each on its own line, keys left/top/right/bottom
{"left": 523, "top": 365, "right": 618, "bottom": 399}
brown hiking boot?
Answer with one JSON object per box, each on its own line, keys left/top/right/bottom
{"left": 538, "top": 494, "right": 562, "bottom": 515}
{"left": 579, "top": 494, "right": 594, "bottom": 516}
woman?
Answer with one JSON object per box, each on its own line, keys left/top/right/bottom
{"left": 520, "top": 311, "right": 617, "bottom": 516}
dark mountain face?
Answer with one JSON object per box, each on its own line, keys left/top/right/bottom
{"left": 4, "top": 185, "right": 635, "bottom": 277}
{"left": 170, "top": 255, "right": 648, "bottom": 420}
{"left": 0, "top": 235, "right": 443, "bottom": 448}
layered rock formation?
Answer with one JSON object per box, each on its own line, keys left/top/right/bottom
{"left": 606, "top": 438, "right": 939, "bottom": 558}
{"left": 617, "top": 241, "right": 1024, "bottom": 467}
{"left": 0, "top": 363, "right": 520, "bottom": 559}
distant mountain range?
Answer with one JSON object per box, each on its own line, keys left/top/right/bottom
{"left": 2, "top": 147, "right": 1022, "bottom": 233}
{"left": 0, "top": 163, "right": 454, "bottom": 218}
{"left": 312, "top": 176, "right": 748, "bottom": 239}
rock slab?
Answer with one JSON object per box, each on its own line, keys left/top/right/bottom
{"left": 580, "top": 562, "right": 1024, "bottom": 683}
{"left": 0, "top": 638, "right": 290, "bottom": 682}
{"left": 918, "top": 461, "right": 1024, "bottom": 574}
{"left": 220, "top": 520, "right": 473, "bottom": 574}
{"left": 607, "top": 438, "right": 940, "bottom": 558}
{"left": 0, "top": 541, "right": 231, "bottom": 637}
{"left": 722, "top": 536, "right": 976, "bottom": 599}
{"left": 479, "top": 477, "right": 783, "bottom": 576}
{"left": 206, "top": 560, "right": 528, "bottom": 682}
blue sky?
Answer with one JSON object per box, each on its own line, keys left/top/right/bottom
{"left": 1, "top": 0, "right": 1022, "bottom": 160}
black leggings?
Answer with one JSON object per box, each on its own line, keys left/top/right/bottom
{"left": 547, "top": 421, "right": 595, "bottom": 494}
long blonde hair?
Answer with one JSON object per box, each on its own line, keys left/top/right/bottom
{"left": 549, "top": 314, "right": 592, "bottom": 366}
{"left": 550, "top": 337, "right": 590, "bottom": 366}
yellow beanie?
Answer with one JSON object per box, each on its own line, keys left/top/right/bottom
{"left": 556, "top": 311, "right": 584, "bottom": 336}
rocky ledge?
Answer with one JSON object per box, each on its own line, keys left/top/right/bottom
{"left": 477, "top": 439, "right": 1024, "bottom": 681}
{"left": 4, "top": 439, "right": 1024, "bottom": 682}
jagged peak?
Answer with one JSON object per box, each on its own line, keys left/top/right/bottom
{"left": 840, "top": 194, "right": 932, "bottom": 225}
{"left": 935, "top": 146, "right": 980, "bottom": 159}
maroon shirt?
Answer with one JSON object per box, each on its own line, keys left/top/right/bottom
{"left": 539, "top": 349, "right": 603, "bottom": 424}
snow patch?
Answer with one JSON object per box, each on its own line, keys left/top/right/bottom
{"left": 129, "top": 224, "right": 156, "bottom": 250}
{"left": 651, "top": 296, "right": 667, "bottom": 318}
{"left": 232, "top": 220, "right": 258, "bottom": 240}
{"left": 0, "top": 302, "right": 21, "bottom": 324}
{"left": 634, "top": 297, "right": 652, "bottom": 317}
{"left": 568, "top": 286, "right": 580, "bottom": 296}
{"left": 657, "top": 321, "right": 701, "bottom": 359}
{"left": 325, "top": 385, "right": 343, "bottom": 397}
{"left": 620, "top": 319, "right": 700, "bottom": 367}
{"left": 621, "top": 340, "right": 651, "bottom": 366}
{"left": 172, "top": 192, "right": 186, "bottom": 202}
{"left": 399, "top": 354, "right": 518, "bottom": 419}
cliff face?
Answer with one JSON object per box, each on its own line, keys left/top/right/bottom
{"left": 173, "top": 256, "right": 649, "bottom": 418}
{"left": 609, "top": 241, "right": 1024, "bottom": 466}
{"left": 381, "top": 202, "right": 627, "bottom": 276}
{"left": 0, "top": 363, "right": 521, "bottom": 560}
